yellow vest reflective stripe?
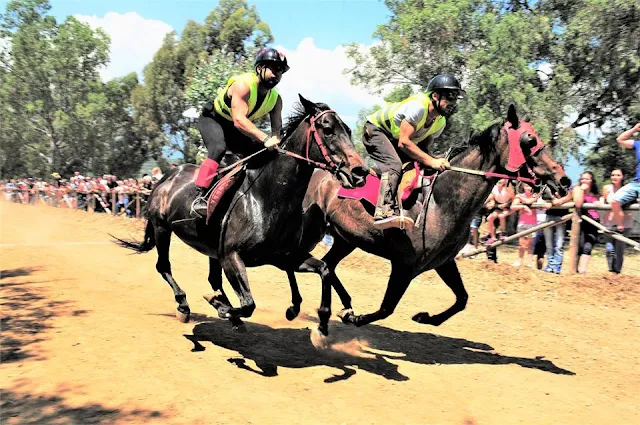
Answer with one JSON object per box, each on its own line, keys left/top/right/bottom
{"left": 213, "top": 72, "right": 279, "bottom": 121}
{"left": 367, "top": 92, "right": 446, "bottom": 143}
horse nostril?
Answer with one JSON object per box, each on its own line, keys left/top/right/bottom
{"left": 560, "top": 176, "right": 571, "bottom": 188}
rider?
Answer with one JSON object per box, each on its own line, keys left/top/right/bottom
{"left": 363, "top": 74, "right": 465, "bottom": 229}
{"left": 190, "top": 47, "right": 289, "bottom": 218}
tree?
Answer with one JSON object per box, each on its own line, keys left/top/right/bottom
{"left": 346, "top": 0, "right": 640, "bottom": 176}
{"left": 133, "top": 0, "right": 273, "bottom": 164}
{"left": 0, "top": 0, "right": 110, "bottom": 176}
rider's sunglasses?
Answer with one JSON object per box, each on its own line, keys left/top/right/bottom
{"left": 265, "top": 62, "right": 285, "bottom": 73}
{"left": 439, "top": 91, "right": 460, "bottom": 102}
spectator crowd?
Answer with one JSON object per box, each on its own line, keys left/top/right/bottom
{"left": 1, "top": 166, "right": 170, "bottom": 217}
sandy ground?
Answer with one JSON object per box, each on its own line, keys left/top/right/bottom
{"left": 1, "top": 201, "right": 639, "bottom": 425}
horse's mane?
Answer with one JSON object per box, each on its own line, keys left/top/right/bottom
{"left": 282, "top": 101, "right": 331, "bottom": 140}
{"left": 448, "top": 122, "right": 501, "bottom": 161}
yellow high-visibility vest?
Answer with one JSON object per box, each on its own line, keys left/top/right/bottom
{"left": 368, "top": 92, "right": 446, "bottom": 143}
{"left": 213, "top": 72, "right": 279, "bottom": 121}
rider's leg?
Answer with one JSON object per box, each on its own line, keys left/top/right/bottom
{"left": 362, "top": 122, "right": 412, "bottom": 229}
{"left": 191, "top": 109, "right": 226, "bottom": 218}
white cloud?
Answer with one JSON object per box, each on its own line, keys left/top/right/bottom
{"left": 275, "top": 38, "right": 383, "bottom": 129}
{"left": 75, "top": 12, "right": 173, "bottom": 82}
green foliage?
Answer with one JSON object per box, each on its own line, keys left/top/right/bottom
{"left": 132, "top": 0, "right": 272, "bottom": 164}
{"left": 347, "top": 0, "right": 639, "bottom": 176}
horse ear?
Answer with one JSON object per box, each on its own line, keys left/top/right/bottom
{"left": 298, "top": 94, "right": 320, "bottom": 115}
{"left": 507, "top": 104, "right": 519, "bottom": 128}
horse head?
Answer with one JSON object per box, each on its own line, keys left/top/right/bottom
{"left": 497, "top": 104, "right": 571, "bottom": 195}
{"left": 296, "top": 94, "right": 368, "bottom": 188}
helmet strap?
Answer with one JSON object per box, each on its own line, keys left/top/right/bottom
{"left": 431, "top": 92, "right": 455, "bottom": 118}
{"left": 256, "top": 65, "right": 266, "bottom": 83}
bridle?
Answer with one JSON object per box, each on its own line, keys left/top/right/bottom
{"left": 277, "top": 109, "right": 341, "bottom": 173}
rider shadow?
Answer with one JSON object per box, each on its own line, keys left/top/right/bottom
{"left": 185, "top": 318, "right": 574, "bottom": 382}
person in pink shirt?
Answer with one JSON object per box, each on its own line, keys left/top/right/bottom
{"left": 510, "top": 182, "right": 540, "bottom": 267}
{"left": 573, "top": 171, "right": 601, "bottom": 274}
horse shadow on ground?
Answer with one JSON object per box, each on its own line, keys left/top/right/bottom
{"left": 1, "top": 267, "right": 89, "bottom": 363}
{"left": 184, "top": 317, "right": 575, "bottom": 383}
{"left": 0, "top": 389, "right": 163, "bottom": 425}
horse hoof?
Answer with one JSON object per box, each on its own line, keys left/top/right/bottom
{"left": 176, "top": 309, "right": 190, "bottom": 323}
{"left": 285, "top": 306, "right": 299, "bottom": 321}
{"left": 412, "top": 312, "right": 431, "bottom": 325}
{"left": 337, "top": 308, "right": 354, "bottom": 324}
{"left": 310, "top": 327, "right": 330, "bottom": 350}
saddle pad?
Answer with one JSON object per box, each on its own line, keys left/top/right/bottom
{"left": 337, "top": 174, "right": 380, "bottom": 206}
{"left": 206, "top": 165, "right": 244, "bottom": 224}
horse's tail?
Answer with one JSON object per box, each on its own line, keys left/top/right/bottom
{"left": 110, "top": 219, "right": 156, "bottom": 253}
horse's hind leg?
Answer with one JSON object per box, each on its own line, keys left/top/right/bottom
{"left": 412, "top": 259, "right": 468, "bottom": 326}
{"left": 155, "top": 224, "right": 191, "bottom": 323}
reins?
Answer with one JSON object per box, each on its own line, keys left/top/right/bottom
{"left": 448, "top": 165, "right": 537, "bottom": 185}
{"left": 208, "top": 109, "right": 341, "bottom": 180}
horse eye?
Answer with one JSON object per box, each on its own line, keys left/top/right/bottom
{"left": 322, "top": 126, "right": 334, "bottom": 135}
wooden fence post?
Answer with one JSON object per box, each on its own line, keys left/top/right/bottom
{"left": 111, "top": 190, "right": 117, "bottom": 216}
{"left": 567, "top": 208, "right": 581, "bottom": 274}
{"left": 135, "top": 192, "right": 140, "bottom": 218}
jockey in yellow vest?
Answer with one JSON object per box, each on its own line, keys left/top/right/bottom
{"left": 363, "top": 74, "right": 465, "bottom": 229}
{"left": 190, "top": 47, "right": 289, "bottom": 218}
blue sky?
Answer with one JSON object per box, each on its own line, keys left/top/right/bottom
{"left": 47, "top": 0, "right": 390, "bottom": 49}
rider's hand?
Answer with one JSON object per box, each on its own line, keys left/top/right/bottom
{"left": 633, "top": 123, "right": 640, "bottom": 132}
{"left": 264, "top": 136, "right": 280, "bottom": 150}
{"left": 431, "top": 158, "right": 450, "bottom": 171}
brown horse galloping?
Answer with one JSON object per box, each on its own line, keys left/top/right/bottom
{"left": 297, "top": 105, "right": 571, "bottom": 346}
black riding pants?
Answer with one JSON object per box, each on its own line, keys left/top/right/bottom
{"left": 362, "top": 122, "right": 404, "bottom": 197}
{"left": 198, "top": 105, "right": 255, "bottom": 162}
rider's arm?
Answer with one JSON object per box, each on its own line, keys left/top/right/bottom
{"left": 269, "top": 95, "right": 283, "bottom": 139}
{"left": 616, "top": 123, "right": 640, "bottom": 149}
{"left": 396, "top": 120, "right": 441, "bottom": 168}
{"left": 229, "top": 81, "right": 270, "bottom": 143}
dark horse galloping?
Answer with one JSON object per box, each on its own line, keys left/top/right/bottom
{"left": 297, "top": 105, "right": 571, "bottom": 346}
{"left": 114, "top": 95, "right": 368, "bottom": 330}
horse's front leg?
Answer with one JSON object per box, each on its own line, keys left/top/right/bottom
{"left": 412, "top": 260, "right": 468, "bottom": 326}
{"left": 219, "top": 252, "right": 256, "bottom": 330}
{"left": 294, "top": 255, "right": 333, "bottom": 343}
{"left": 341, "top": 266, "right": 412, "bottom": 327}
{"left": 284, "top": 270, "right": 303, "bottom": 321}
{"left": 203, "top": 257, "right": 245, "bottom": 329}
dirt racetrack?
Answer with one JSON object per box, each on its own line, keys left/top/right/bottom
{"left": 1, "top": 201, "right": 639, "bottom": 425}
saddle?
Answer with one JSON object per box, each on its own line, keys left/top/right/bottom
{"left": 338, "top": 162, "right": 437, "bottom": 212}
{"left": 203, "top": 152, "right": 246, "bottom": 224}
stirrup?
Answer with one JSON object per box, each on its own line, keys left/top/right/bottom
{"left": 190, "top": 197, "right": 207, "bottom": 219}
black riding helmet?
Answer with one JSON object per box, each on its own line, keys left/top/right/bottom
{"left": 427, "top": 74, "right": 465, "bottom": 117}
{"left": 426, "top": 74, "right": 466, "bottom": 96}
{"left": 254, "top": 47, "right": 290, "bottom": 73}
